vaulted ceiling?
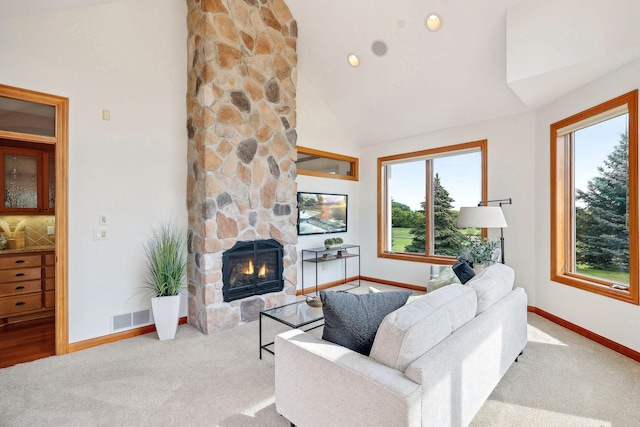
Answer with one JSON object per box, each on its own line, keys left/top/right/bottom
{"left": 2, "top": 0, "right": 640, "bottom": 146}
{"left": 286, "top": 0, "right": 640, "bottom": 145}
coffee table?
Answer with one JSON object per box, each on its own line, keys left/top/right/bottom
{"left": 259, "top": 299, "right": 324, "bottom": 359}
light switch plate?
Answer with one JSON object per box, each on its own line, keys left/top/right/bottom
{"left": 94, "top": 228, "right": 108, "bottom": 240}
{"left": 47, "top": 226, "right": 54, "bottom": 235}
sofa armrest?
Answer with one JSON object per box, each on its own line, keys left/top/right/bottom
{"left": 405, "top": 287, "right": 528, "bottom": 427}
{"left": 275, "top": 329, "right": 421, "bottom": 427}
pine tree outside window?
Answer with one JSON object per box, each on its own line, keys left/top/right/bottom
{"left": 378, "top": 140, "right": 487, "bottom": 264}
{"left": 551, "top": 90, "right": 639, "bottom": 304}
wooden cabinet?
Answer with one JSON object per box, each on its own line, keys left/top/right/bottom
{"left": 0, "top": 251, "right": 55, "bottom": 321}
{"left": 0, "top": 147, "right": 54, "bottom": 214}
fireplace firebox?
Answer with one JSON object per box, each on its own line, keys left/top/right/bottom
{"left": 222, "top": 239, "right": 284, "bottom": 302}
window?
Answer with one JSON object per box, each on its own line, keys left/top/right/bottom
{"left": 296, "top": 146, "right": 358, "bottom": 181}
{"left": 551, "top": 90, "right": 639, "bottom": 304}
{"left": 378, "top": 140, "right": 487, "bottom": 264}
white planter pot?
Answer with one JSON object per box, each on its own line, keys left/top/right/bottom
{"left": 151, "top": 295, "right": 181, "bottom": 340}
{"left": 325, "top": 244, "right": 342, "bottom": 249}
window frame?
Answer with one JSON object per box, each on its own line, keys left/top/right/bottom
{"left": 377, "top": 139, "right": 487, "bottom": 264}
{"left": 550, "top": 89, "right": 639, "bottom": 305}
{"left": 296, "top": 146, "right": 359, "bottom": 181}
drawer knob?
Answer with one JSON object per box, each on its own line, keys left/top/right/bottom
{"left": 15, "top": 273, "right": 25, "bottom": 277}
{"left": 15, "top": 301, "right": 25, "bottom": 306}
{"left": 15, "top": 260, "right": 26, "bottom": 264}
{"left": 15, "top": 286, "right": 25, "bottom": 290}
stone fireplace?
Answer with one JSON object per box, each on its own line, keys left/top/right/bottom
{"left": 186, "top": 0, "right": 298, "bottom": 334}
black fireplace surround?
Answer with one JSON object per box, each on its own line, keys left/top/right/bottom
{"left": 222, "top": 239, "right": 284, "bottom": 302}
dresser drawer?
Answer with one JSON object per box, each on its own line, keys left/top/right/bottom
{"left": 0, "top": 267, "right": 41, "bottom": 283}
{"left": 0, "top": 293, "right": 42, "bottom": 316}
{"left": 0, "top": 280, "right": 41, "bottom": 297}
{"left": 44, "top": 253, "right": 55, "bottom": 266}
{"left": 0, "top": 254, "right": 42, "bottom": 270}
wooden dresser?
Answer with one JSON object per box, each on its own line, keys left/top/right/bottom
{"left": 0, "top": 250, "right": 55, "bottom": 325}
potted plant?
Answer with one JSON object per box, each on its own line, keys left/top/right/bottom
{"left": 143, "top": 221, "right": 186, "bottom": 340}
{"left": 459, "top": 237, "right": 499, "bottom": 273}
{"left": 324, "top": 237, "right": 343, "bottom": 249}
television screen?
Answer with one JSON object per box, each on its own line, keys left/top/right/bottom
{"left": 297, "top": 192, "right": 347, "bottom": 236}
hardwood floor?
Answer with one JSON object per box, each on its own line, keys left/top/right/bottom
{"left": 0, "top": 317, "right": 55, "bottom": 369}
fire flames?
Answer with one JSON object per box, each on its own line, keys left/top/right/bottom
{"left": 244, "top": 259, "right": 267, "bottom": 278}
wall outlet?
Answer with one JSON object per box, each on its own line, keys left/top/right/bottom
{"left": 99, "top": 213, "right": 108, "bottom": 225}
{"left": 47, "top": 226, "right": 55, "bottom": 235}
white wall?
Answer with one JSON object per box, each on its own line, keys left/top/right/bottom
{"left": 357, "top": 113, "right": 537, "bottom": 300}
{"left": 534, "top": 58, "right": 640, "bottom": 352}
{"left": 294, "top": 69, "right": 361, "bottom": 291}
{"left": 0, "top": 0, "right": 188, "bottom": 343}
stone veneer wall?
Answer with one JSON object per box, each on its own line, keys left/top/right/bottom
{"left": 186, "top": 0, "right": 298, "bottom": 334}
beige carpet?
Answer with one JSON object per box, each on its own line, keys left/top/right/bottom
{"left": 1, "top": 286, "right": 639, "bottom": 426}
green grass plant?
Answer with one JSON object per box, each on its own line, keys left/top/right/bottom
{"left": 391, "top": 227, "right": 413, "bottom": 252}
{"left": 576, "top": 265, "right": 629, "bottom": 284}
{"left": 143, "top": 221, "right": 186, "bottom": 297}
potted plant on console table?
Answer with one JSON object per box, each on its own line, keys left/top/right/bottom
{"left": 324, "top": 237, "right": 343, "bottom": 249}
{"left": 143, "top": 221, "right": 186, "bottom": 340}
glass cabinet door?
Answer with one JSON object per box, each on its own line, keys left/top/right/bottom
{"left": 3, "top": 150, "right": 39, "bottom": 209}
{"left": 46, "top": 153, "right": 55, "bottom": 211}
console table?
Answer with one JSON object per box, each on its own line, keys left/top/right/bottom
{"left": 301, "top": 244, "right": 360, "bottom": 297}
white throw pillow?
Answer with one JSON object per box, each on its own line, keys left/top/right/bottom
{"left": 432, "top": 266, "right": 461, "bottom": 290}
{"left": 466, "top": 263, "right": 515, "bottom": 314}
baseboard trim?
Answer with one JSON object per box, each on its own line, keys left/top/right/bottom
{"left": 529, "top": 306, "right": 640, "bottom": 363}
{"left": 359, "top": 276, "right": 426, "bottom": 292}
{"left": 68, "top": 316, "right": 188, "bottom": 353}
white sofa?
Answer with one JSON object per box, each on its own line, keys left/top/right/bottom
{"left": 275, "top": 264, "right": 527, "bottom": 427}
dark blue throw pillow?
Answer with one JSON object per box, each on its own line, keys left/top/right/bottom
{"left": 452, "top": 258, "right": 475, "bottom": 284}
{"left": 320, "top": 290, "right": 411, "bottom": 355}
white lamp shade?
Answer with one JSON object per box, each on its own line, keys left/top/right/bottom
{"left": 456, "top": 206, "right": 508, "bottom": 228}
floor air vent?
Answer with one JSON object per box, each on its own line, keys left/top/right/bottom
{"left": 111, "top": 309, "right": 152, "bottom": 332}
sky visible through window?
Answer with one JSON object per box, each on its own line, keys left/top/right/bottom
{"left": 389, "top": 151, "right": 481, "bottom": 211}
{"left": 391, "top": 114, "right": 627, "bottom": 214}
{"left": 574, "top": 114, "right": 628, "bottom": 200}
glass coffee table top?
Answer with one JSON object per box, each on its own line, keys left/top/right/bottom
{"left": 260, "top": 299, "right": 324, "bottom": 329}
{"left": 259, "top": 298, "right": 324, "bottom": 358}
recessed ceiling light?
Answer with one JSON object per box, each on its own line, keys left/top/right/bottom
{"left": 397, "top": 20, "right": 406, "bottom": 28}
{"left": 347, "top": 54, "right": 360, "bottom": 67}
{"left": 426, "top": 13, "right": 442, "bottom": 31}
{"left": 371, "top": 40, "right": 387, "bottom": 57}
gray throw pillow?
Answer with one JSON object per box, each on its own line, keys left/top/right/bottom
{"left": 320, "top": 290, "right": 411, "bottom": 355}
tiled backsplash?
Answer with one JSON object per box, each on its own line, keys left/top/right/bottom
{"left": 0, "top": 215, "right": 55, "bottom": 247}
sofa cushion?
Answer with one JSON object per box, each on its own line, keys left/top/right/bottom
{"left": 370, "top": 284, "right": 477, "bottom": 372}
{"left": 466, "top": 263, "right": 515, "bottom": 314}
{"left": 320, "top": 290, "right": 411, "bottom": 356}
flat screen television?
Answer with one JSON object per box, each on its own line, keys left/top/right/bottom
{"left": 297, "top": 192, "right": 347, "bottom": 236}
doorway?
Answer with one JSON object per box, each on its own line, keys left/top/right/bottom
{"left": 0, "top": 84, "right": 68, "bottom": 367}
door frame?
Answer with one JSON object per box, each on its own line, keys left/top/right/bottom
{"left": 0, "top": 84, "right": 69, "bottom": 354}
